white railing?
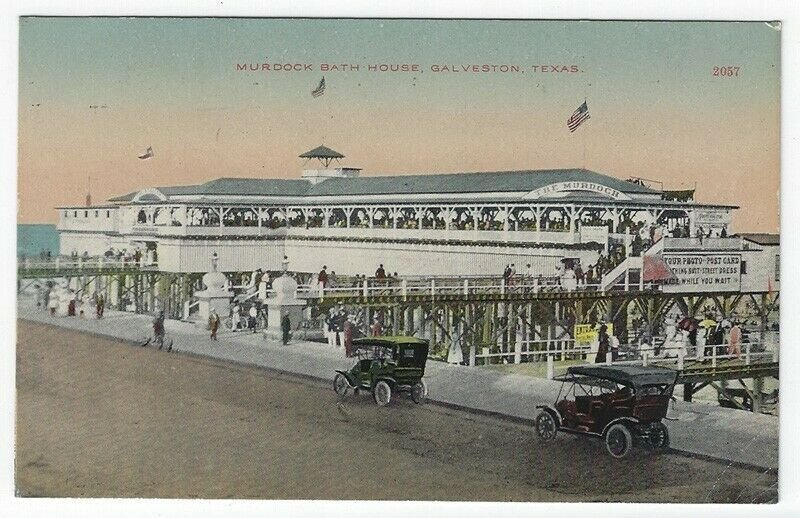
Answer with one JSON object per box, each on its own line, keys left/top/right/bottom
{"left": 663, "top": 237, "right": 742, "bottom": 250}
{"left": 297, "top": 277, "right": 606, "bottom": 299}
{"left": 19, "top": 257, "right": 159, "bottom": 271}
{"left": 542, "top": 339, "right": 778, "bottom": 379}
{"left": 183, "top": 299, "right": 200, "bottom": 320}
{"left": 600, "top": 256, "right": 643, "bottom": 291}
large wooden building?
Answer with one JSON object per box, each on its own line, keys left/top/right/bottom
{"left": 57, "top": 145, "right": 777, "bottom": 292}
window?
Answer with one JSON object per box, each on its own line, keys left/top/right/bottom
{"left": 94, "top": 210, "right": 99, "bottom": 218}
{"left": 84, "top": 210, "right": 88, "bottom": 218}
{"left": 775, "top": 254, "right": 780, "bottom": 281}
{"left": 64, "top": 211, "right": 68, "bottom": 218}
{"left": 73, "top": 211, "right": 77, "bottom": 217}
{"left": 106, "top": 210, "right": 111, "bottom": 218}
{"left": 740, "top": 261, "right": 747, "bottom": 275}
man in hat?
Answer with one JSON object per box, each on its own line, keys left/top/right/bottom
{"left": 209, "top": 308, "right": 220, "bottom": 341}
{"left": 317, "top": 265, "right": 329, "bottom": 292}
{"left": 326, "top": 307, "right": 338, "bottom": 348}
{"left": 153, "top": 310, "right": 166, "bottom": 349}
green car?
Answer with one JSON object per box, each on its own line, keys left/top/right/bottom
{"left": 333, "top": 336, "right": 430, "bottom": 406}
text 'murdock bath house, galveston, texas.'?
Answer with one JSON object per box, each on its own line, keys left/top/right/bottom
{"left": 56, "top": 145, "right": 779, "bottom": 293}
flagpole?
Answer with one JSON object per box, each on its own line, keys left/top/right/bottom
{"left": 582, "top": 97, "right": 587, "bottom": 170}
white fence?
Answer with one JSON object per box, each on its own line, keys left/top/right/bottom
{"left": 19, "top": 257, "right": 159, "bottom": 272}
{"left": 298, "top": 276, "right": 604, "bottom": 299}
{"left": 539, "top": 338, "right": 778, "bottom": 380}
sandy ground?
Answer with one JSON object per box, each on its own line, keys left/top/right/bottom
{"left": 15, "top": 320, "right": 778, "bottom": 502}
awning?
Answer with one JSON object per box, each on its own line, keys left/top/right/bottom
{"left": 642, "top": 254, "right": 675, "bottom": 282}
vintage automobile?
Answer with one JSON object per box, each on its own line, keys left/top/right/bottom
{"left": 333, "top": 336, "right": 429, "bottom": 406}
{"left": 534, "top": 364, "right": 678, "bottom": 458}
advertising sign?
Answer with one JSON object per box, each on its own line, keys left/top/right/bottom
{"left": 574, "top": 323, "right": 615, "bottom": 346}
{"left": 662, "top": 253, "right": 741, "bottom": 292}
{"left": 694, "top": 208, "right": 732, "bottom": 228}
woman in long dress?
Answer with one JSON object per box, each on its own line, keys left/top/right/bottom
{"left": 447, "top": 321, "right": 464, "bottom": 365}
{"left": 595, "top": 324, "right": 609, "bottom": 363}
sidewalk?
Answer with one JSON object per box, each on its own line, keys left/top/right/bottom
{"left": 16, "top": 299, "right": 778, "bottom": 470}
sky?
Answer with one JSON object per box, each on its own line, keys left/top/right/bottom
{"left": 17, "top": 18, "right": 780, "bottom": 232}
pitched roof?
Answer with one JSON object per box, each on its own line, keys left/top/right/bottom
{"left": 737, "top": 233, "right": 780, "bottom": 246}
{"left": 187, "top": 178, "right": 311, "bottom": 196}
{"left": 108, "top": 185, "right": 199, "bottom": 202}
{"left": 106, "top": 168, "right": 661, "bottom": 203}
{"left": 306, "top": 168, "right": 659, "bottom": 196}
{"left": 299, "top": 145, "right": 344, "bottom": 159}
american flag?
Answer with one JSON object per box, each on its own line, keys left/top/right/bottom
{"left": 311, "top": 76, "right": 326, "bottom": 98}
{"left": 567, "top": 101, "right": 591, "bottom": 132}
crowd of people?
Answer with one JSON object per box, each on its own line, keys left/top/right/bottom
{"left": 34, "top": 283, "right": 106, "bottom": 319}
{"left": 315, "top": 264, "right": 402, "bottom": 292}
{"left": 322, "top": 302, "right": 385, "bottom": 357}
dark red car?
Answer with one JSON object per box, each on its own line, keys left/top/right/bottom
{"left": 534, "top": 365, "right": 678, "bottom": 458}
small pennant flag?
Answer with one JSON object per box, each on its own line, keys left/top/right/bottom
{"left": 567, "top": 101, "right": 591, "bottom": 133}
{"left": 138, "top": 146, "right": 154, "bottom": 160}
{"left": 311, "top": 76, "right": 326, "bottom": 98}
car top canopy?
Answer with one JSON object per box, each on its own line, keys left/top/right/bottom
{"left": 566, "top": 365, "right": 678, "bottom": 390}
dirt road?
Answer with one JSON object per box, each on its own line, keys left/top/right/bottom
{"left": 15, "top": 320, "right": 777, "bottom": 502}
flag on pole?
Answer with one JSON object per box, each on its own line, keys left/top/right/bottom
{"left": 311, "top": 76, "right": 326, "bottom": 98}
{"left": 138, "top": 146, "right": 154, "bottom": 160}
{"left": 567, "top": 101, "right": 591, "bottom": 132}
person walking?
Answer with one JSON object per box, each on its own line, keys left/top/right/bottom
{"left": 152, "top": 310, "right": 166, "bottom": 349}
{"left": 317, "top": 266, "right": 329, "bottom": 292}
{"left": 209, "top": 309, "right": 220, "bottom": 340}
{"left": 48, "top": 288, "right": 58, "bottom": 316}
{"left": 610, "top": 333, "right": 621, "bottom": 361}
{"left": 281, "top": 313, "right": 291, "bottom": 345}
{"left": 335, "top": 309, "right": 347, "bottom": 347}
{"left": 728, "top": 320, "right": 742, "bottom": 358}
{"left": 231, "top": 304, "right": 241, "bottom": 332}
{"left": 595, "top": 323, "right": 610, "bottom": 363}
{"left": 343, "top": 316, "right": 354, "bottom": 357}
{"left": 79, "top": 293, "right": 90, "bottom": 318}
{"left": 248, "top": 305, "right": 258, "bottom": 333}
{"left": 370, "top": 317, "right": 382, "bottom": 337}
{"left": 326, "top": 308, "right": 338, "bottom": 348}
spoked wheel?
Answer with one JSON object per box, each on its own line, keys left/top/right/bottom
{"left": 646, "top": 422, "right": 670, "bottom": 450}
{"left": 333, "top": 373, "right": 350, "bottom": 397}
{"left": 411, "top": 382, "right": 426, "bottom": 404}
{"left": 534, "top": 410, "right": 558, "bottom": 441}
{"left": 605, "top": 423, "right": 633, "bottom": 458}
{"left": 373, "top": 381, "right": 392, "bottom": 406}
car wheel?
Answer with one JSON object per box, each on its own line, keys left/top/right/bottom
{"left": 373, "top": 381, "right": 391, "bottom": 406}
{"left": 534, "top": 410, "right": 557, "bottom": 441}
{"left": 411, "top": 382, "right": 426, "bottom": 404}
{"left": 605, "top": 423, "right": 633, "bottom": 458}
{"left": 333, "top": 373, "right": 350, "bottom": 397}
{"left": 647, "top": 422, "right": 670, "bottom": 450}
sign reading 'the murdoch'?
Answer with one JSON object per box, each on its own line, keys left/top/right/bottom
{"left": 662, "top": 253, "right": 742, "bottom": 292}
